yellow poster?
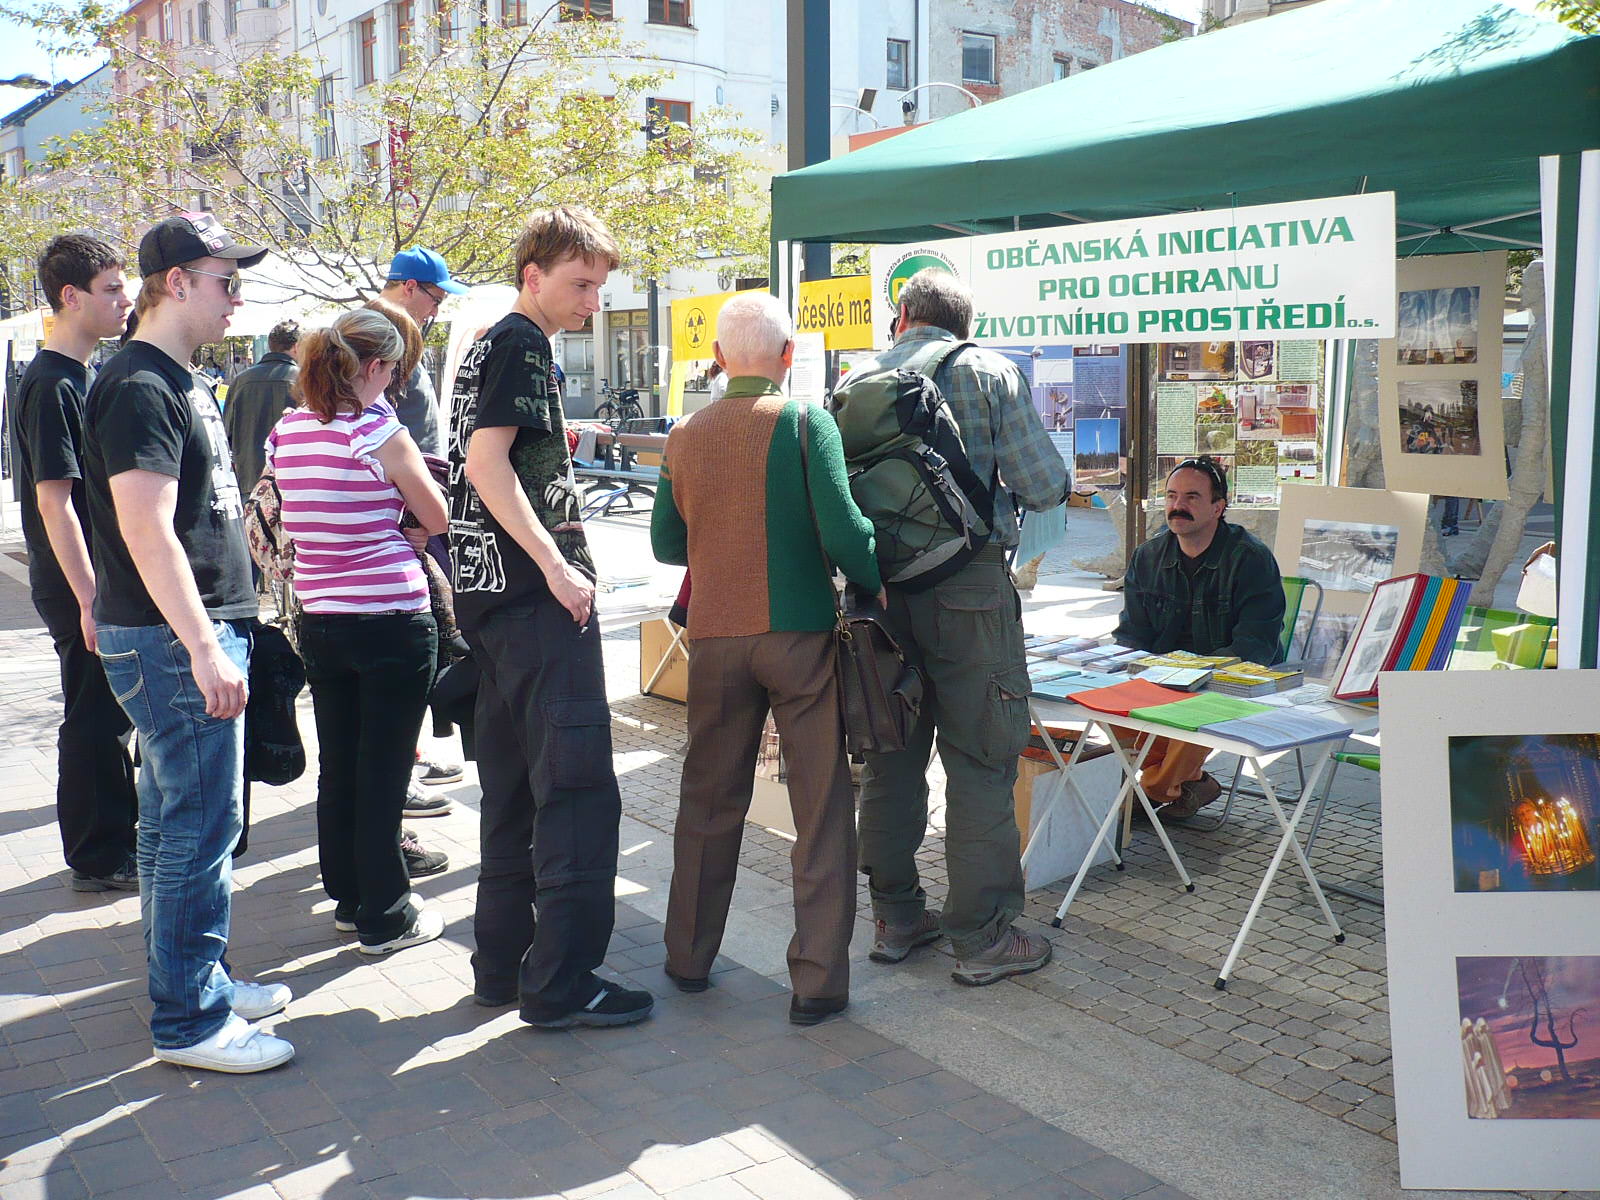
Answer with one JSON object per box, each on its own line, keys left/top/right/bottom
{"left": 670, "top": 289, "right": 748, "bottom": 361}
{"left": 796, "top": 276, "right": 873, "bottom": 350}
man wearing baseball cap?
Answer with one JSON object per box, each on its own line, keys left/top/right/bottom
{"left": 82, "top": 213, "right": 295, "bottom": 1073}
{"left": 375, "top": 246, "right": 468, "bottom": 457}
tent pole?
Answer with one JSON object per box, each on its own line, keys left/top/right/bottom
{"left": 1544, "top": 150, "right": 1600, "bottom": 669}
{"left": 1125, "top": 344, "right": 1149, "bottom": 579}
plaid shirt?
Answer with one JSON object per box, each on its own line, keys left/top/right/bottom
{"left": 853, "top": 326, "right": 1068, "bottom": 546}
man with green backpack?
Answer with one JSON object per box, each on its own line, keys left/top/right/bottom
{"left": 835, "top": 268, "right": 1069, "bottom": 986}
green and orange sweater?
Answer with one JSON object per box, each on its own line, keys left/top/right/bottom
{"left": 650, "top": 377, "right": 881, "bottom": 638}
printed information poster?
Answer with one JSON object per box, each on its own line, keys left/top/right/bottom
{"left": 1149, "top": 339, "right": 1327, "bottom": 508}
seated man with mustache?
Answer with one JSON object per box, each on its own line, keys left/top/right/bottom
{"left": 1112, "top": 456, "right": 1285, "bottom": 819}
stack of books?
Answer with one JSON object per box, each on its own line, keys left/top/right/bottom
{"left": 1209, "top": 663, "right": 1305, "bottom": 696}
{"left": 1128, "top": 650, "right": 1241, "bottom": 672}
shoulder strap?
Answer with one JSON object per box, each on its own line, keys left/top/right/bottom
{"left": 796, "top": 404, "right": 844, "bottom": 619}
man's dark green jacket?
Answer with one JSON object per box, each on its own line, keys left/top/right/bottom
{"left": 1113, "top": 520, "right": 1286, "bottom": 666}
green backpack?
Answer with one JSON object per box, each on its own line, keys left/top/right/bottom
{"left": 830, "top": 340, "right": 998, "bottom": 592}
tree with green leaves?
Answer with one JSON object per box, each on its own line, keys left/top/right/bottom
{"left": 2, "top": 1, "right": 770, "bottom": 306}
{"left": 1542, "top": 0, "right": 1600, "bottom": 33}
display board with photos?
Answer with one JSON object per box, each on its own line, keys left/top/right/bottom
{"left": 1378, "top": 252, "right": 1509, "bottom": 502}
{"left": 1152, "top": 339, "right": 1326, "bottom": 507}
{"left": 989, "top": 344, "right": 1131, "bottom": 485}
{"left": 1382, "top": 671, "right": 1600, "bottom": 1192}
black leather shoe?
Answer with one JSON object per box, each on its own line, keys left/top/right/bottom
{"left": 665, "top": 965, "right": 709, "bottom": 993}
{"left": 789, "top": 994, "right": 848, "bottom": 1026}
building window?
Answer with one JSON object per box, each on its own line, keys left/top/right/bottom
{"left": 223, "top": 0, "right": 238, "bottom": 35}
{"left": 647, "top": 0, "right": 688, "bottom": 24}
{"left": 1052, "top": 55, "right": 1070, "bottom": 81}
{"left": 886, "top": 38, "right": 909, "bottom": 90}
{"left": 501, "top": 0, "right": 525, "bottom": 25}
{"left": 314, "top": 75, "right": 336, "bottom": 158}
{"left": 646, "top": 97, "right": 691, "bottom": 158}
{"left": 560, "top": 0, "right": 612, "bottom": 17}
{"left": 358, "top": 15, "right": 377, "bottom": 85}
{"left": 185, "top": 7, "right": 195, "bottom": 42}
{"left": 197, "top": 2, "right": 212, "bottom": 42}
{"left": 434, "top": 0, "right": 459, "bottom": 43}
{"left": 1078, "top": 59, "right": 1098, "bottom": 70}
{"left": 961, "top": 31, "right": 996, "bottom": 84}
{"left": 361, "top": 140, "right": 382, "bottom": 192}
{"left": 394, "top": 0, "right": 414, "bottom": 67}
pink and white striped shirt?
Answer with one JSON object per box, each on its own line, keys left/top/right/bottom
{"left": 265, "top": 401, "right": 427, "bottom": 614}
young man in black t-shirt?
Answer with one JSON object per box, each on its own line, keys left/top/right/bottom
{"left": 82, "top": 213, "right": 294, "bottom": 1074}
{"left": 449, "top": 206, "right": 652, "bottom": 1029}
{"left": 16, "top": 235, "right": 139, "bottom": 893}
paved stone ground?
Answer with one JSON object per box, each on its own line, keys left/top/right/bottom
{"left": 0, "top": 553, "right": 1197, "bottom": 1199}
{"left": 3, "top": 498, "right": 1594, "bottom": 1200}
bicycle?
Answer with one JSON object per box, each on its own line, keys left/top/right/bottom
{"left": 594, "top": 379, "right": 645, "bottom": 428}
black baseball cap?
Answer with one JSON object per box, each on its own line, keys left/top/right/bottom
{"left": 138, "top": 212, "right": 267, "bottom": 278}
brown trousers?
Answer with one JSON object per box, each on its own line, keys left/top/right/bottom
{"left": 665, "top": 629, "right": 856, "bottom": 1000}
{"left": 1139, "top": 736, "right": 1211, "bottom": 802}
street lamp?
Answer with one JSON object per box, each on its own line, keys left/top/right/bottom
{"left": 0, "top": 75, "right": 51, "bottom": 90}
{"left": 898, "top": 82, "right": 982, "bottom": 125}
{"left": 829, "top": 104, "right": 884, "bottom": 131}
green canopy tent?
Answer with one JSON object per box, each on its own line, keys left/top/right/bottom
{"left": 771, "top": 0, "right": 1600, "bottom": 664}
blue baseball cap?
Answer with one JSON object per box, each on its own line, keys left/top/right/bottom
{"left": 385, "top": 246, "right": 469, "bottom": 294}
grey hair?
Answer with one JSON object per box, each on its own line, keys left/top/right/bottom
{"left": 898, "top": 268, "right": 972, "bottom": 339}
{"left": 715, "top": 292, "right": 794, "bottom": 362}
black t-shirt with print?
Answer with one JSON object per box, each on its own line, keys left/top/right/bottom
{"left": 15, "top": 350, "right": 92, "bottom": 603}
{"left": 82, "top": 340, "right": 256, "bottom": 628}
{"left": 447, "top": 311, "right": 593, "bottom": 630}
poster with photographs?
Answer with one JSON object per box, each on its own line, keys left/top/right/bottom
{"left": 1075, "top": 418, "right": 1123, "bottom": 489}
{"left": 1379, "top": 253, "right": 1508, "bottom": 501}
{"left": 1152, "top": 341, "right": 1326, "bottom": 507}
{"left": 1383, "top": 671, "right": 1600, "bottom": 1190}
{"left": 1273, "top": 485, "right": 1427, "bottom": 614}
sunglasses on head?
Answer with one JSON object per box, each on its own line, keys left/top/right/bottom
{"left": 1171, "top": 456, "right": 1228, "bottom": 496}
{"left": 185, "top": 267, "right": 244, "bottom": 299}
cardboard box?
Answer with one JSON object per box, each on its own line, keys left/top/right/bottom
{"left": 1013, "top": 744, "right": 1124, "bottom": 891}
{"left": 639, "top": 618, "right": 688, "bottom": 702}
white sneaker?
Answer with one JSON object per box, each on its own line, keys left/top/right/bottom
{"left": 358, "top": 907, "right": 445, "bottom": 956}
{"left": 231, "top": 979, "right": 292, "bottom": 1021}
{"left": 155, "top": 1012, "right": 295, "bottom": 1074}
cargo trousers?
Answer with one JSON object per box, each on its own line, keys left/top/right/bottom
{"left": 857, "top": 546, "right": 1031, "bottom": 958}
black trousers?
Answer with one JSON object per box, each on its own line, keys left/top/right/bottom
{"left": 470, "top": 600, "right": 621, "bottom": 1017}
{"left": 300, "top": 611, "right": 437, "bottom": 944}
{"left": 34, "top": 595, "right": 137, "bottom": 876}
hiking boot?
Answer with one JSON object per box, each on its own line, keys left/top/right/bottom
{"left": 358, "top": 907, "right": 446, "bottom": 956}
{"left": 70, "top": 855, "right": 139, "bottom": 893}
{"left": 522, "top": 979, "right": 655, "bottom": 1030}
{"left": 155, "top": 1013, "right": 294, "bottom": 1074}
{"left": 401, "top": 830, "right": 448, "bottom": 879}
{"left": 414, "top": 750, "right": 464, "bottom": 787}
{"left": 403, "top": 780, "right": 452, "bottom": 818}
{"left": 951, "top": 927, "right": 1053, "bottom": 987}
{"left": 1162, "top": 772, "right": 1224, "bottom": 822}
{"left": 231, "top": 979, "right": 292, "bottom": 1021}
{"left": 870, "top": 910, "right": 943, "bottom": 964}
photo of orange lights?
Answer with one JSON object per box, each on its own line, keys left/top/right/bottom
{"left": 1448, "top": 734, "right": 1599, "bottom": 893}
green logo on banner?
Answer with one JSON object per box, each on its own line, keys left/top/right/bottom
{"left": 882, "top": 249, "right": 959, "bottom": 309}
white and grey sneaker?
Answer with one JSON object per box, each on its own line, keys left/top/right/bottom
{"left": 413, "top": 752, "right": 463, "bottom": 787}
{"left": 231, "top": 979, "right": 292, "bottom": 1021}
{"left": 403, "top": 780, "right": 453, "bottom": 818}
{"left": 358, "top": 907, "right": 446, "bottom": 956}
{"left": 155, "top": 1013, "right": 294, "bottom": 1074}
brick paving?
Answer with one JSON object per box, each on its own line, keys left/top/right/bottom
{"left": 0, "top": 558, "right": 1199, "bottom": 1199}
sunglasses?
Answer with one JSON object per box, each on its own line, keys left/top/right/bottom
{"left": 186, "top": 267, "right": 244, "bottom": 299}
{"left": 1170, "top": 455, "right": 1228, "bottom": 496}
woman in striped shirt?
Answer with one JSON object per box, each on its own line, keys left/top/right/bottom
{"left": 266, "top": 307, "right": 449, "bottom": 956}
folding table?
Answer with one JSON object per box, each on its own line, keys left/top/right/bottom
{"left": 1025, "top": 695, "right": 1372, "bottom": 988}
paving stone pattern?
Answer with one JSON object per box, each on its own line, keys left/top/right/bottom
{"left": 0, "top": 601, "right": 1196, "bottom": 1199}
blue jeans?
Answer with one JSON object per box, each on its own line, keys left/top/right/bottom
{"left": 97, "top": 620, "right": 250, "bottom": 1049}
